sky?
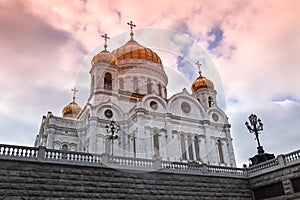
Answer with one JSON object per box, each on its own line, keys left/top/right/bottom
{"left": 0, "top": 0, "right": 299, "bottom": 167}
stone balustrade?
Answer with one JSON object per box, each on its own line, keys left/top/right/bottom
{"left": 285, "top": 149, "right": 300, "bottom": 163}
{"left": 208, "top": 165, "right": 245, "bottom": 176}
{"left": 247, "top": 158, "right": 279, "bottom": 176}
{"left": 1, "top": 143, "right": 300, "bottom": 178}
{"left": 0, "top": 144, "right": 37, "bottom": 160}
{"left": 45, "top": 148, "right": 102, "bottom": 164}
{"left": 107, "top": 154, "right": 154, "bottom": 168}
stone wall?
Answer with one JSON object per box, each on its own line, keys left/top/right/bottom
{"left": 0, "top": 159, "right": 251, "bottom": 199}
{"left": 249, "top": 162, "right": 300, "bottom": 200}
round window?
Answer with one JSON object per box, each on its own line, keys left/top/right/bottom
{"left": 150, "top": 101, "right": 158, "bottom": 110}
{"left": 104, "top": 109, "right": 113, "bottom": 118}
{"left": 181, "top": 102, "right": 191, "bottom": 113}
{"left": 212, "top": 113, "right": 219, "bottom": 122}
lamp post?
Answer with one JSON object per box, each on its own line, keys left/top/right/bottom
{"left": 245, "top": 114, "right": 265, "bottom": 154}
{"left": 105, "top": 121, "right": 119, "bottom": 156}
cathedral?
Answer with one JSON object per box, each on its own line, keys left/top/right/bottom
{"left": 34, "top": 22, "right": 236, "bottom": 167}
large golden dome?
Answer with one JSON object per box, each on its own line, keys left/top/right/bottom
{"left": 112, "top": 39, "right": 162, "bottom": 65}
{"left": 91, "top": 50, "right": 119, "bottom": 66}
{"left": 62, "top": 101, "right": 82, "bottom": 118}
{"left": 192, "top": 75, "right": 214, "bottom": 92}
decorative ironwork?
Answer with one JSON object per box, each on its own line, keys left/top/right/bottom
{"left": 245, "top": 114, "right": 265, "bottom": 154}
{"left": 105, "top": 121, "right": 119, "bottom": 156}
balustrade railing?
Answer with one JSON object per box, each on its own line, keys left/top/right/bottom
{"left": 248, "top": 158, "right": 279, "bottom": 175}
{"left": 208, "top": 165, "right": 244, "bottom": 176}
{"left": 0, "top": 144, "right": 37, "bottom": 160}
{"left": 45, "top": 149, "right": 101, "bottom": 164}
{"left": 285, "top": 149, "right": 300, "bottom": 163}
{"left": 1, "top": 144, "right": 300, "bottom": 177}
{"left": 161, "top": 161, "right": 202, "bottom": 171}
{"left": 108, "top": 155, "right": 154, "bottom": 168}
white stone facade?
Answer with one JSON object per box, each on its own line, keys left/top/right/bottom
{"left": 35, "top": 37, "right": 236, "bottom": 167}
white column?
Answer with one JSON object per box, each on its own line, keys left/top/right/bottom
{"left": 46, "top": 128, "right": 55, "bottom": 149}
{"left": 88, "top": 118, "right": 97, "bottom": 153}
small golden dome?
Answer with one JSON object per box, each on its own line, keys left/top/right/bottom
{"left": 91, "top": 50, "right": 119, "bottom": 66}
{"left": 62, "top": 101, "right": 82, "bottom": 118}
{"left": 191, "top": 76, "right": 214, "bottom": 92}
{"left": 112, "top": 39, "right": 162, "bottom": 65}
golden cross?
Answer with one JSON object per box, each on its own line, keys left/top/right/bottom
{"left": 71, "top": 87, "right": 78, "bottom": 102}
{"left": 101, "top": 33, "right": 110, "bottom": 51}
{"left": 195, "top": 60, "right": 202, "bottom": 76}
{"left": 127, "top": 21, "right": 136, "bottom": 39}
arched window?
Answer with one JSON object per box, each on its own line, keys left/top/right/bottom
{"left": 147, "top": 79, "right": 152, "bottom": 93}
{"left": 180, "top": 135, "right": 187, "bottom": 160}
{"left": 217, "top": 139, "right": 224, "bottom": 164}
{"left": 119, "top": 78, "right": 124, "bottom": 90}
{"left": 194, "top": 136, "right": 200, "bottom": 161}
{"left": 62, "top": 144, "right": 68, "bottom": 151}
{"left": 133, "top": 77, "right": 138, "bottom": 92}
{"left": 104, "top": 72, "right": 112, "bottom": 90}
{"left": 91, "top": 75, "right": 95, "bottom": 93}
{"left": 187, "top": 135, "right": 194, "bottom": 160}
{"left": 208, "top": 96, "right": 214, "bottom": 107}
{"left": 153, "top": 131, "right": 159, "bottom": 156}
{"left": 158, "top": 83, "right": 162, "bottom": 96}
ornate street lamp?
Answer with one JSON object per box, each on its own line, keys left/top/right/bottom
{"left": 105, "top": 121, "right": 119, "bottom": 156}
{"left": 245, "top": 114, "right": 275, "bottom": 166}
{"left": 245, "top": 114, "right": 264, "bottom": 154}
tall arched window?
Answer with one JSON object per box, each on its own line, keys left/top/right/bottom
{"left": 194, "top": 136, "right": 200, "bottom": 161}
{"left": 104, "top": 72, "right": 112, "bottom": 90}
{"left": 180, "top": 135, "right": 187, "bottom": 160}
{"left": 153, "top": 131, "right": 159, "bottom": 156}
{"left": 208, "top": 96, "right": 214, "bottom": 107}
{"left": 147, "top": 79, "right": 152, "bottom": 94}
{"left": 133, "top": 77, "right": 138, "bottom": 92}
{"left": 217, "top": 139, "right": 224, "bottom": 164}
{"left": 119, "top": 78, "right": 124, "bottom": 90}
{"left": 187, "top": 135, "right": 194, "bottom": 160}
{"left": 158, "top": 83, "right": 162, "bottom": 96}
{"left": 62, "top": 144, "right": 68, "bottom": 159}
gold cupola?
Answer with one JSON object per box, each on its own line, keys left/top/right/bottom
{"left": 192, "top": 61, "right": 214, "bottom": 92}
{"left": 62, "top": 88, "right": 82, "bottom": 118}
{"left": 91, "top": 33, "right": 119, "bottom": 66}
{"left": 112, "top": 39, "right": 162, "bottom": 65}
{"left": 111, "top": 21, "right": 162, "bottom": 65}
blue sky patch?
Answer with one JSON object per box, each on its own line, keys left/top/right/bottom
{"left": 272, "top": 96, "right": 300, "bottom": 103}
{"left": 208, "top": 26, "right": 224, "bottom": 50}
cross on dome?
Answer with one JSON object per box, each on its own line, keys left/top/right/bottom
{"left": 71, "top": 87, "right": 78, "bottom": 102}
{"left": 127, "top": 20, "right": 136, "bottom": 39}
{"left": 101, "top": 33, "right": 110, "bottom": 51}
{"left": 195, "top": 60, "right": 202, "bottom": 77}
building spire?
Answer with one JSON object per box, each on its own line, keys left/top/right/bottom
{"left": 127, "top": 20, "right": 136, "bottom": 39}
{"left": 71, "top": 87, "right": 78, "bottom": 102}
{"left": 101, "top": 33, "right": 110, "bottom": 51}
{"left": 195, "top": 60, "right": 202, "bottom": 77}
